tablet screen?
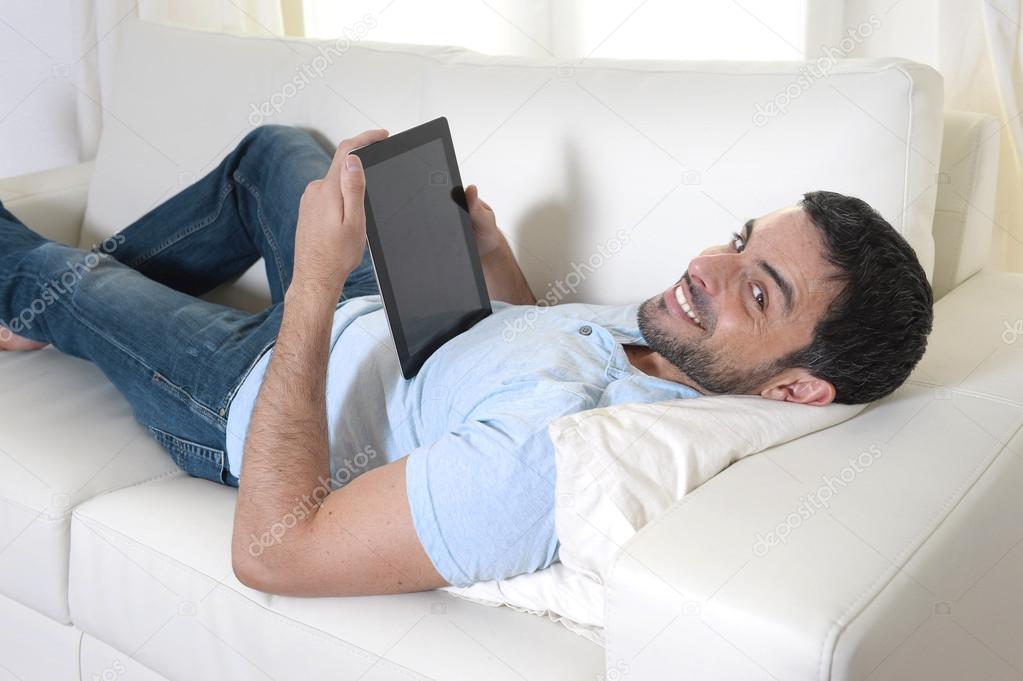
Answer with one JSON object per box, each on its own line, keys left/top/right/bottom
{"left": 355, "top": 118, "right": 492, "bottom": 378}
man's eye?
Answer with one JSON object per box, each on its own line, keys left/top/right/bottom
{"left": 751, "top": 283, "right": 765, "bottom": 310}
{"left": 731, "top": 232, "right": 746, "bottom": 253}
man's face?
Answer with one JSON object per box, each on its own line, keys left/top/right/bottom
{"left": 638, "top": 205, "right": 842, "bottom": 395}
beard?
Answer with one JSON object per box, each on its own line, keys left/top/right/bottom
{"left": 636, "top": 291, "right": 779, "bottom": 395}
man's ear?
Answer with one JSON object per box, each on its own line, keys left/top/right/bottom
{"left": 759, "top": 369, "right": 836, "bottom": 406}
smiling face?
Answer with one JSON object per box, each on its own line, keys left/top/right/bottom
{"left": 637, "top": 205, "right": 843, "bottom": 401}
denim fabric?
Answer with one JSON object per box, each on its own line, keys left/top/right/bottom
{"left": 0, "top": 125, "right": 378, "bottom": 487}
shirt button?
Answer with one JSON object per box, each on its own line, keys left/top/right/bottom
{"left": 579, "top": 325, "right": 592, "bottom": 336}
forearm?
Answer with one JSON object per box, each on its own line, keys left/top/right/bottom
{"left": 232, "top": 281, "right": 340, "bottom": 572}
{"left": 481, "top": 239, "right": 537, "bottom": 305}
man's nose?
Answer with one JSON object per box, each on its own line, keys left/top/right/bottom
{"left": 688, "top": 253, "right": 734, "bottom": 298}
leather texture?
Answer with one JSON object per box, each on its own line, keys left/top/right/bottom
{"left": 80, "top": 21, "right": 943, "bottom": 313}
{"left": 0, "top": 16, "right": 1014, "bottom": 681}
{"left": 0, "top": 332, "right": 181, "bottom": 625}
{"left": 67, "top": 475, "right": 603, "bottom": 681}
{"left": 931, "top": 111, "right": 1002, "bottom": 300}
{"left": 0, "top": 161, "right": 93, "bottom": 247}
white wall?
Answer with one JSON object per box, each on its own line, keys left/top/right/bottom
{"left": 0, "top": 0, "right": 80, "bottom": 177}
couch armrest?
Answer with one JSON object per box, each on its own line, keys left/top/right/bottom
{"left": 931, "top": 110, "right": 1001, "bottom": 300}
{"left": 0, "top": 162, "right": 94, "bottom": 246}
{"left": 603, "top": 380, "right": 1023, "bottom": 680}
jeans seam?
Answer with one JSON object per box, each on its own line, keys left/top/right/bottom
{"left": 232, "top": 169, "right": 287, "bottom": 291}
{"left": 150, "top": 371, "right": 226, "bottom": 430}
{"left": 125, "top": 181, "right": 238, "bottom": 269}
{"left": 148, "top": 425, "right": 224, "bottom": 464}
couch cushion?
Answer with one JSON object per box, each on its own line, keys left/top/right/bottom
{"left": 68, "top": 475, "right": 603, "bottom": 681}
{"left": 911, "top": 269, "right": 1023, "bottom": 403}
{"left": 82, "top": 19, "right": 943, "bottom": 311}
{"left": 0, "top": 348, "right": 180, "bottom": 623}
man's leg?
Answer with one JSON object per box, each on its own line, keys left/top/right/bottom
{"left": 107, "top": 124, "right": 378, "bottom": 303}
{"left": 0, "top": 125, "right": 379, "bottom": 486}
{"left": 0, "top": 205, "right": 280, "bottom": 487}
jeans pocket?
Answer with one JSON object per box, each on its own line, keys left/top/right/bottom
{"left": 148, "top": 425, "right": 227, "bottom": 485}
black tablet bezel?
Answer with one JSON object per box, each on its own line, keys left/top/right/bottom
{"left": 351, "top": 117, "right": 492, "bottom": 379}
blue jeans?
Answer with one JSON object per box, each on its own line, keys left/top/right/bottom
{"left": 0, "top": 125, "right": 379, "bottom": 487}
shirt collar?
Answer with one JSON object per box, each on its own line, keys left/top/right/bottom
{"left": 596, "top": 302, "right": 647, "bottom": 346}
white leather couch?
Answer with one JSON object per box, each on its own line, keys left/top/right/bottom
{"left": 1, "top": 19, "right": 1020, "bottom": 681}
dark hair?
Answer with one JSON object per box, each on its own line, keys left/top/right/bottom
{"left": 780, "top": 190, "right": 933, "bottom": 404}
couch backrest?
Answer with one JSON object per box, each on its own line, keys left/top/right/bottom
{"left": 931, "top": 110, "right": 1001, "bottom": 299}
{"left": 83, "top": 19, "right": 945, "bottom": 309}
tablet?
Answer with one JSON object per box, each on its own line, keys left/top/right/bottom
{"left": 351, "top": 117, "right": 492, "bottom": 379}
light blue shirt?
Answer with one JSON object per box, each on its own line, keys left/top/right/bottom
{"left": 225, "top": 296, "right": 700, "bottom": 587}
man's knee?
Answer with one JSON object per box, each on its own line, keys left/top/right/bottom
{"left": 241, "top": 124, "right": 317, "bottom": 157}
{"left": 29, "top": 242, "right": 120, "bottom": 299}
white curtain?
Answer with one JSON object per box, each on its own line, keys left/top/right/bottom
{"left": 301, "top": 0, "right": 808, "bottom": 61}
{"left": 841, "top": 0, "right": 1023, "bottom": 272}
{"left": 943, "top": 0, "right": 1023, "bottom": 272}
{"left": 138, "top": 0, "right": 284, "bottom": 37}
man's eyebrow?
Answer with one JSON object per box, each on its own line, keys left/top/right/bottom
{"left": 744, "top": 219, "right": 795, "bottom": 314}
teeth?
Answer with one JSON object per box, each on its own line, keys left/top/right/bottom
{"left": 674, "top": 285, "right": 702, "bottom": 327}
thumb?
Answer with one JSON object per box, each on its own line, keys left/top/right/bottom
{"left": 341, "top": 153, "right": 366, "bottom": 223}
{"left": 465, "top": 184, "right": 490, "bottom": 213}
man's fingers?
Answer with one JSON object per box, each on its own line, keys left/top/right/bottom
{"left": 325, "top": 128, "right": 389, "bottom": 189}
{"left": 339, "top": 128, "right": 389, "bottom": 157}
{"left": 465, "top": 184, "right": 492, "bottom": 213}
{"left": 341, "top": 153, "right": 366, "bottom": 227}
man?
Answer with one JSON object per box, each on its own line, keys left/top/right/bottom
{"left": 0, "top": 125, "right": 932, "bottom": 596}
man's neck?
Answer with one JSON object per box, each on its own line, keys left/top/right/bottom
{"left": 623, "top": 344, "right": 705, "bottom": 394}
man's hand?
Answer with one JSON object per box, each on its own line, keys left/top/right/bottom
{"left": 465, "top": 184, "right": 537, "bottom": 305}
{"left": 465, "top": 184, "right": 507, "bottom": 257}
{"left": 291, "top": 129, "right": 389, "bottom": 297}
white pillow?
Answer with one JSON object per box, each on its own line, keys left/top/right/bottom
{"left": 441, "top": 396, "right": 864, "bottom": 645}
